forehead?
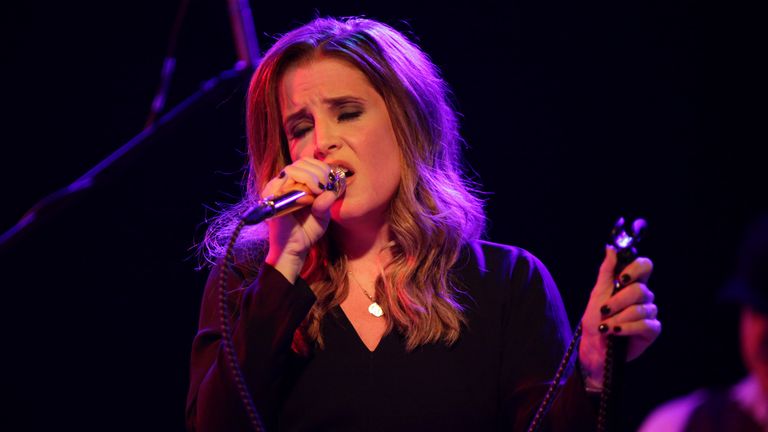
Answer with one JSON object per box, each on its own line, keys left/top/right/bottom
{"left": 278, "top": 57, "right": 376, "bottom": 113}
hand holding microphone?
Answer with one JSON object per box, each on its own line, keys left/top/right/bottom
{"left": 256, "top": 158, "right": 346, "bottom": 283}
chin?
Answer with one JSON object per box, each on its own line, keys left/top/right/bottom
{"left": 330, "top": 199, "right": 362, "bottom": 223}
{"left": 329, "top": 198, "right": 388, "bottom": 227}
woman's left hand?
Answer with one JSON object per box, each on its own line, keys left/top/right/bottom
{"left": 578, "top": 245, "right": 661, "bottom": 388}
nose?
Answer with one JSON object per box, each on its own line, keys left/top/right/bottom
{"left": 312, "top": 118, "right": 342, "bottom": 159}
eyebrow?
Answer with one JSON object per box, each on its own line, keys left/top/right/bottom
{"left": 283, "top": 96, "right": 366, "bottom": 128}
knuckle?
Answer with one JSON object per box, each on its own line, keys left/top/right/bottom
{"left": 261, "top": 178, "right": 281, "bottom": 195}
{"left": 636, "top": 256, "right": 653, "bottom": 268}
{"left": 646, "top": 259, "right": 654, "bottom": 273}
{"left": 636, "top": 304, "right": 647, "bottom": 317}
{"left": 641, "top": 285, "right": 655, "bottom": 303}
{"left": 644, "top": 319, "right": 660, "bottom": 332}
{"left": 637, "top": 257, "right": 654, "bottom": 275}
{"left": 620, "top": 284, "right": 640, "bottom": 302}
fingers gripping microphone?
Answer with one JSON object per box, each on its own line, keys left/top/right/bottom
{"left": 242, "top": 166, "right": 348, "bottom": 225}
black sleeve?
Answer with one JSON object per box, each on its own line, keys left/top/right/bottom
{"left": 500, "top": 250, "right": 598, "bottom": 431}
{"left": 185, "top": 260, "right": 316, "bottom": 432}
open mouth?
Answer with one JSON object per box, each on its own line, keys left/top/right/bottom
{"left": 329, "top": 166, "right": 354, "bottom": 195}
{"left": 334, "top": 166, "right": 355, "bottom": 177}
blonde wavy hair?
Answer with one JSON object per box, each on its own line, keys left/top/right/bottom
{"left": 204, "top": 17, "right": 486, "bottom": 351}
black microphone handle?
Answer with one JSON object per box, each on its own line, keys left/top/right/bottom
{"left": 602, "top": 245, "right": 638, "bottom": 431}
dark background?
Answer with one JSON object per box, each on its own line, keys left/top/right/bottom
{"left": 3, "top": 0, "right": 764, "bottom": 430}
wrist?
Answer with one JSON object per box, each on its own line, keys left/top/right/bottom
{"left": 578, "top": 337, "right": 606, "bottom": 392}
{"left": 265, "top": 250, "right": 306, "bottom": 284}
{"left": 579, "top": 361, "right": 604, "bottom": 393}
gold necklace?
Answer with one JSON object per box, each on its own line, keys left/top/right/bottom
{"left": 347, "top": 271, "right": 384, "bottom": 318}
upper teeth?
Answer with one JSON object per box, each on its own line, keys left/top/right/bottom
{"left": 335, "top": 166, "right": 353, "bottom": 176}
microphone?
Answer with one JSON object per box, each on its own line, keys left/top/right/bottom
{"left": 242, "top": 166, "right": 348, "bottom": 225}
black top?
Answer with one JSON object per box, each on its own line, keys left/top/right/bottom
{"left": 186, "top": 240, "right": 598, "bottom": 431}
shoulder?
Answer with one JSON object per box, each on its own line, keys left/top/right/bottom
{"left": 458, "top": 240, "right": 572, "bottom": 343}
{"left": 455, "top": 240, "right": 562, "bottom": 313}
{"left": 460, "top": 239, "right": 555, "bottom": 288}
{"left": 638, "top": 390, "right": 708, "bottom": 432}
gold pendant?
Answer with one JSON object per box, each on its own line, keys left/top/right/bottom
{"left": 368, "top": 302, "right": 384, "bottom": 317}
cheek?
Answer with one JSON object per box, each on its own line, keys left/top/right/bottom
{"left": 742, "top": 312, "right": 768, "bottom": 370}
{"left": 759, "top": 322, "right": 768, "bottom": 361}
{"left": 369, "top": 122, "right": 401, "bottom": 188}
{"left": 386, "top": 154, "right": 402, "bottom": 191}
{"left": 371, "top": 141, "right": 401, "bottom": 194}
{"left": 288, "top": 141, "right": 311, "bottom": 161}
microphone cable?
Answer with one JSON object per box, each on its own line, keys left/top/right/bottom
{"left": 215, "top": 168, "right": 347, "bottom": 431}
{"left": 527, "top": 218, "right": 646, "bottom": 432}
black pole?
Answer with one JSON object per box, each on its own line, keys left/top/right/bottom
{"left": 0, "top": 65, "right": 252, "bottom": 253}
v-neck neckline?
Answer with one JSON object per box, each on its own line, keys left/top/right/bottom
{"left": 333, "top": 305, "right": 388, "bottom": 354}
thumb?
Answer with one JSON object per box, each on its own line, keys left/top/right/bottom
{"left": 592, "top": 245, "right": 618, "bottom": 298}
{"left": 310, "top": 190, "right": 338, "bottom": 219}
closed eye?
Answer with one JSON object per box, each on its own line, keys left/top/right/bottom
{"left": 290, "top": 122, "right": 313, "bottom": 139}
{"left": 338, "top": 111, "right": 362, "bottom": 121}
{"left": 285, "top": 104, "right": 363, "bottom": 140}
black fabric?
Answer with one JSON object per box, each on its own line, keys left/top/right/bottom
{"left": 186, "top": 240, "right": 598, "bottom": 431}
{"left": 683, "top": 389, "right": 763, "bottom": 432}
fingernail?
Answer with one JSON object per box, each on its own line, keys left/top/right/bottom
{"left": 328, "top": 172, "right": 336, "bottom": 182}
{"left": 318, "top": 182, "right": 326, "bottom": 190}
{"left": 620, "top": 274, "right": 631, "bottom": 285}
{"left": 613, "top": 326, "right": 622, "bottom": 333}
{"left": 278, "top": 170, "right": 286, "bottom": 179}
{"left": 600, "top": 305, "right": 611, "bottom": 316}
{"left": 598, "top": 323, "right": 609, "bottom": 333}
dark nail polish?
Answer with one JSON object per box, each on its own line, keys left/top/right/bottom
{"left": 598, "top": 323, "right": 609, "bottom": 333}
{"left": 318, "top": 182, "right": 326, "bottom": 190}
{"left": 620, "top": 274, "right": 631, "bottom": 285}
{"left": 613, "top": 326, "right": 622, "bottom": 333}
{"left": 278, "top": 171, "right": 286, "bottom": 179}
{"left": 600, "top": 305, "right": 611, "bottom": 316}
{"left": 328, "top": 172, "right": 336, "bottom": 182}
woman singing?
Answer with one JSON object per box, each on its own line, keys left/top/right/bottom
{"left": 186, "top": 16, "right": 660, "bottom": 431}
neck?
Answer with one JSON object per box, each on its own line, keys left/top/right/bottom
{"left": 331, "top": 219, "right": 394, "bottom": 269}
